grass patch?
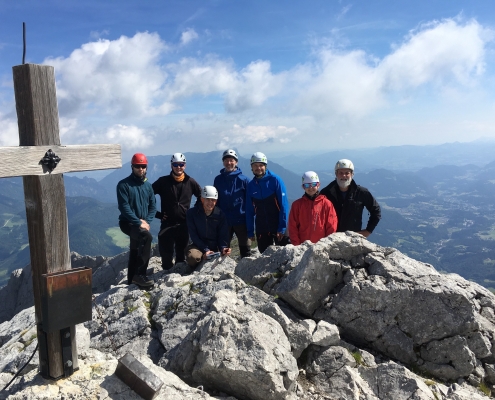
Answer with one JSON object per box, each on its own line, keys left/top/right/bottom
{"left": 24, "top": 334, "right": 37, "bottom": 348}
{"left": 106, "top": 227, "right": 129, "bottom": 248}
{"left": 479, "top": 381, "right": 491, "bottom": 396}
{"left": 351, "top": 351, "right": 364, "bottom": 366}
{"left": 127, "top": 305, "right": 138, "bottom": 313}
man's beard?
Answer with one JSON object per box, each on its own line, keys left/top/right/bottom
{"left": 337, "top": 178, "right": 352, "bottom": 189}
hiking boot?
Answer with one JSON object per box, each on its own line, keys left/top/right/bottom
{"left": 132, "top": 275, "right": 154, "bottom": 288}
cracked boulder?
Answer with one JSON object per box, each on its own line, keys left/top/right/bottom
{"left": 315, "top": 247, "right": 495, "bottom": 380}
{"left": 85, "top": 284, "right": 164, "bottom": 361}
{"left": 167, "top": 290, "right": 298, "bottom": 400}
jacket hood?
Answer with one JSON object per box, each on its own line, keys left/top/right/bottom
{"left": 253, "top": 169, "right": 275, "bottom": 182}
{"left": 219, "top": 167, "right": 244, "bottom": 176}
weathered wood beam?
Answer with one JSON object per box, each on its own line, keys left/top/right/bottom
{"left": 12, "top": 63, "right": 73, "bottom": 378}
{"left": 0, "top": 144, "right": 121, "bottom": 178}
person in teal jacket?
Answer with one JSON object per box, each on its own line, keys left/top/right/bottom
{"left": 117, "top": 153, "right": 156, "bottom": 288}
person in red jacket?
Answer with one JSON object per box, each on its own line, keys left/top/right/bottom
{"left": 289, "top": 171, "right": 338, "bottom": 246}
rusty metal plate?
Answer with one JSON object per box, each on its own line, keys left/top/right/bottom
{"left": 41, "top": 267, "right": 92, "bottom": 332}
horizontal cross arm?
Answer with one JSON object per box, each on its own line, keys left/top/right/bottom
{"left": 0, "top": 144, "right": 121, "bottom": 178}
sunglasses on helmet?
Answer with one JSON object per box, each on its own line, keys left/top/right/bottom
{"left": 172, "top": 162, "right": 185, "bottom": 168}
{"left": 303, "top": 182, "right": 318, "bottom": 188}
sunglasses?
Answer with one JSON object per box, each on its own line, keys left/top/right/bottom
{"left": 172, "top": 163, "right": 185, "bottom": 168}
{"left": 303, "top": 182, "right": 319, "bottom": 188}
{"left": 133, "top": 164, "right": 147, "bottom": 169}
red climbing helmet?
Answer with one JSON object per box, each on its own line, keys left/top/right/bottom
{"left": 131, "top": 153, "right": 148, "bottom": 165}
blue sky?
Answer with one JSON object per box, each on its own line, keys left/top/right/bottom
{"left": 1, "top": 0, "right": 495, "bottom": 160}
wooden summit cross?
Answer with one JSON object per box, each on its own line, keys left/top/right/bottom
{"left": 0, "top": 64, "right": 121, "bottom": 379}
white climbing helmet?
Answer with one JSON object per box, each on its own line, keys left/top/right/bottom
{"left": 222, "top": 149, "right": 238, "bottom": 161}
{"left": 335, "top": 159, "right": 354, "bottom": 172}
{"left": 171, "top": 153, "right": 186, "bottom": 163}
{"left": 302, "top": 171, "right": 320, "bottom": 184}
{"left": 201, "top": 185, "right": 218, "bottom": 199}
{"left": 250, "top": 152, "right": 267, "bottom": 165}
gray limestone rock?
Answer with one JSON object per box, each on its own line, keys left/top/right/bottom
{"left": 85, "top": 285, "right": 155, "bottom": 357}
{"left": 1, "top": 348, "right": 227, "bottom": 400}
{"left": 313, "top": 245, "right": 495, "bottom": 381}
{"left": 235, "top": 242, "right": 310, "bottom": 291}
{"left": 420, "top": 336, "right": 477, "bottom": 380}
{"left": 0, "top": 306, "right": 37, "bottom": 377}
{"left": 1, "top": 234, "right": 494, "bottom": 399}
{"left": 259, "top": 301, "right": 313, "bottom": 358}
{"left": 317, "top": 232, "right": 381, "bottom": 260}
{"left": 275, "top": 244, "right": 344, "bottom": 316}
{"left": 359, "top": 361, "right": 437, "bottom": 400}
{"left": 0, "top": 265, "right": 33, "bottom": 324}
{"left": 167, "top": 289, "right": 298, "bottom": 400}
{"left": 304, "top": 344, "right": 378, "bottom": 400}
{"left": 312, "top": 320, "right": 340, "bottom": 347}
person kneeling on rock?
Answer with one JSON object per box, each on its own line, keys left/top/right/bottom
{"left": 185, "top": 186, "right": 231, "bottom": 268}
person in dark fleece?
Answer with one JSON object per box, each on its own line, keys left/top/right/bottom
{"left": 185, "top": 185, "right": 231, "bottom": 268}
{"left": 152, "top": 152, "right": 201, "bottom": 270}
{"left": 116, "top": 153, "right": 156, "bottom": 289}
{"left": 320, "top": 159, "right": 381, "bottom": 238}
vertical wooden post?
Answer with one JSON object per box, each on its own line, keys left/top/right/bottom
{"left": 13, "top": 64, "right": 76, "bottom": 379}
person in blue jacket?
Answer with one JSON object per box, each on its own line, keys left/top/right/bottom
{"left": 246, "top": 152, "right": 290, "bottom": 254}
{"left": 185, "top": 186, "right": 231, "bottom": 268}
{"left": 213, "top": 149, "right": 251, "bottom": 258}
{"left": 117, "top": 153, "right": 156, "bottom": 288}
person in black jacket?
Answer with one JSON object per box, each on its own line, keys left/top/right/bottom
{"left": 185, "top": 186, "right": 231, "bottom": 268}
{"left": 320, "top": 159, "right": 381, "bottom": 238}
{"left": 152, "top": 153, "right": 201, "bottom": 270}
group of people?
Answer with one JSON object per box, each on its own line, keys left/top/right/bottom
{"left": 116, "top": 150, "right": 381, "bottom": 288}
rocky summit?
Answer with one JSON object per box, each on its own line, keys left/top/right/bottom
{"left": 0, "top": 232, "right": 494, "bottom": 399}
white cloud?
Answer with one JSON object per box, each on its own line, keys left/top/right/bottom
{"left": 0, "top": 116, "right": 18, "bottom": 146}
{"left": 104, "top": 124, "right": 154, "bottom": 148}
{"left": 90, "top": 30, "right": 110, "bottom": 40}
{"left": 180, "top": 28, "right": 199, "bottom": 45}
{"left": 167, "top": 57, "right": 285, "bottom": 112}
{"left": 225, "top": 61, "right": 287, "bottom": 112}
{"left": 167, "top": 56, "right": 237, "bottom": 99}
{"left": 380, "top": 19, "right": 490, "bottom": 90}
{"left": 44, "top": 32, "right": 170, "bottom": 117}
{"left": 3, "top": 17, "right": 489, "bottom": 154}
{"left": 297, "top": 49, "right": 384, "bottom": 118}
{"left": 59, "top": 117, "right": 154, "bottom": 149}
{"left": 337, "top": 5, "right": 352, "bottom": 20}
{"left": 296, "top": 18, "right": 493, "bottom": 119}
{"left": 216, "top": 124, "right": 298, "bottom": 148}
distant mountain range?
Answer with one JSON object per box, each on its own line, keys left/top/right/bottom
{"left": 1, "top": 142, "right": 495, "bottom": 291}
{"left": 270, "top": 140, "right": 495, "bottom": 175}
